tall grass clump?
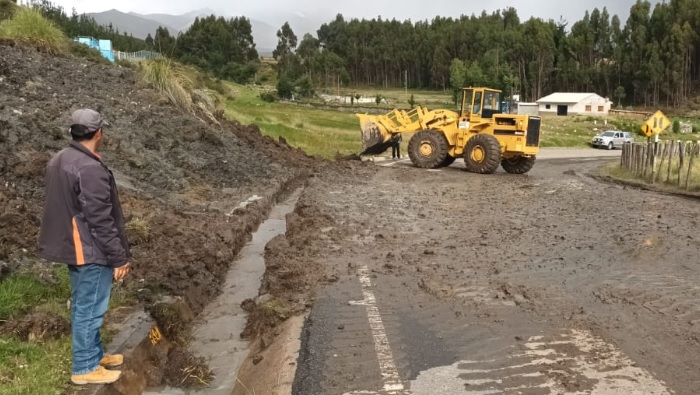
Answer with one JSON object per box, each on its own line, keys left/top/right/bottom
{"left": 140, "top": 58, "right": 194, "bottom": 112}
{"left": 0, "top": 0, "right": 17, "bottom": 22}
{"left": 0, "top": 6, "right": 66, "bottom": 54}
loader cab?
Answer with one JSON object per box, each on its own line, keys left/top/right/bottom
{"left": 460, "top": 88, "right": 503, "bottom": 121}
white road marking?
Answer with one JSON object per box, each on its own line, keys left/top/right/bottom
{"left": 344, "top": 266, "right": 409, "bottom": 395}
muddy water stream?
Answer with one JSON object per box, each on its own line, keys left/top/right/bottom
{"left": 144, "top": 189, "right": 301, "bottom": 395}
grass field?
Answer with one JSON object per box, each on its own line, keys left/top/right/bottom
{"left": 225, "top": 84, "right": 362, "bottom": 159}
{"left": 225, "top": 85, "right": 700, "bottom": 157}
{"left": 332, "top": 87, "right": 455, "bottom": 108}
{"left": 540, "top": 114, "right": 700, "bottom": 148}
{"left": 0, "top": 265, "right": 134, "bottom": 395}
{"left": 603, "top": 159, "right": 700, "bottom": 193}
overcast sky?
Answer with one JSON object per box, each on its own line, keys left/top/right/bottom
{"left": 50, "top": 0, "right": 655, "bottom": 26}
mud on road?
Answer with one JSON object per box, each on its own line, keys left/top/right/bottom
{"left": 285, "top": 157, "right": 700, "bottom": 394}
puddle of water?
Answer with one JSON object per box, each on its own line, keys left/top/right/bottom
{"left": 144, "top": 189, "right": 301, "bottom": 395}
{"left": 409, "top": 329, "right": 672, "bottom": 395}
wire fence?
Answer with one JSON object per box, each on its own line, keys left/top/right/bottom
{"left": 621, "top": 141, "right": 700, "bottom": 190}
{"left": 113, "top": 50, "right": 163, "bottom": 62}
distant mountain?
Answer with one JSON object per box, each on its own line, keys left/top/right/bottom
{"left": 87, "top": 8, "right": 281, "bottom": 54}
{"left": 88, "top": 9, "right": 179, "bottom": 39}
{"left": 133, "top": 8, "right": 215, "bottom": 32}
{"left": 250, "top": 19, "right": 278, "bottom": 55}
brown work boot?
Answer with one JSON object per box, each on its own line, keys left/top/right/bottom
{"left": 71, "top": 366, "right": 122, "bottom": 385}
{"left": 99, "top": 354, "right": 124, "bottom": 368}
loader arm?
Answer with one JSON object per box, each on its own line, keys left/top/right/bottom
{"left": 357, "top": 106, "right": 458, "bottom": 155}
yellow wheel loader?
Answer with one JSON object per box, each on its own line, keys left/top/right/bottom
{"left": 356, "top": 87, "right": 541, "bottom": 174}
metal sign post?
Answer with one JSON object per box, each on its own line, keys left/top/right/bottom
{"left": 641, "top": 111, "right": 671, "bottom": 176}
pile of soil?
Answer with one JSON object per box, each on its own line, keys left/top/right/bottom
{"left": 0, "top": 41, "right": 315, "bottom": 386}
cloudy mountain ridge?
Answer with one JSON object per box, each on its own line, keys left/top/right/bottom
{"left": 88, "top": 8, "right": 282, "bottom": 53}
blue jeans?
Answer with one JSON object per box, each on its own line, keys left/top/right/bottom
{"left": 69, "top": 264, "right": 114, "bottom": 375}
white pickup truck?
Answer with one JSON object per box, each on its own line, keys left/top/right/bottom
{"left": 591, "top": 131, "right": 635, "bottom": 150}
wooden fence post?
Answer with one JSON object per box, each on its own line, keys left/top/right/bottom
{"left": 643, "top": 142, "right": 649, "bottom": 179}
{"left": 667, "top": 140, "right": 675, "bottom": 183}
{"left": 649, "top": 142, "right": 656, "bottom": 182}
{"left": 685, "top": 142, "right": 699, "bottom": 190}
{"left": 621, "top": 143, "right": 626, "bottom": 168}
{"left": 655, "top": 141, "right": 668, "bottom": 184}
{"left": 678, "top": 141, "right": 685, "bottom": 186}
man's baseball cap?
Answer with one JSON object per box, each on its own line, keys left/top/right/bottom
{"left": 70, "top": 109, "right": 109, "bottom": 134}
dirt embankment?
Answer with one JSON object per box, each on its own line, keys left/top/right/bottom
{"left": 0, "top": 41, "right": 315, "bottom": 387}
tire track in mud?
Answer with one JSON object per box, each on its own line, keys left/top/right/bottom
{"left": 594, "top": 271, "right": 700, "bottom": 329}
{"left": 293, "top": 158, "right": 700, "bottom": 394}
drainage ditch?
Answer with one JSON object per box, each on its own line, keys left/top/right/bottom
{"left": 90, "top": 184, "right": 303, "bottom": 395}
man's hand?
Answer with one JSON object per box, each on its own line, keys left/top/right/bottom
{"left": 114, "top": 262, "right": 130, "bottom": 281}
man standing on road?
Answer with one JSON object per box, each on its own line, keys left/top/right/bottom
{"left": 39, "top": 109, "right": 130, "bottom": 385}
{"left": 392, "top": 134, "right": 402, "bottom": 159}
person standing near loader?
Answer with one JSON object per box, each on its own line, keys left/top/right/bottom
{"left": 392, "top": 134, "right": 402, "bottom": 159}
{"left": 39, "top": 109, "right": 130, "bottom": 385}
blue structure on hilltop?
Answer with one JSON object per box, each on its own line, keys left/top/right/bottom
{"left": 74, "top": 37, "right": 114, "bottom": 62}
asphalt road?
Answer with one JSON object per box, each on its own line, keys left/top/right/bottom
{"left": 290, "top": 154, "right": 700, "bottom": 395}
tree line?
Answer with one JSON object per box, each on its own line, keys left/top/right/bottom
{"left": 274, "top": 0, "right": 700, "bottom": 107}
{"left": 28, "top": 1, "right": 259, "bottom": 83}
{"left": 25, "top": 0, "right": 700, "bottom": 107}
{"left": 29, "top": 0, "right": 146, "bottom": 52}
{"left": 145, "top": 17, "right": 259, "bottom": 83}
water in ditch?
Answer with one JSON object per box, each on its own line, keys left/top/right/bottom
{"left": 144, "top": 189, "right": 302, "bottom": 395}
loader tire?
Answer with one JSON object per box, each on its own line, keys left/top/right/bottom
{"left": 501, "top": 156, "right": 536, "bottom": 174}
{"left": 439, "top": 155, "right": 456, "bottom": 168}
{"left": 464, "top": 134, "right": 502, "bottom": 174}
{"left": 408, "top": 130, "right": 449, "bottom": 169}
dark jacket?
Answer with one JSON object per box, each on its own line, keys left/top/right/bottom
{"left": 39, "top": 142, "right": 129, "bottom": 267}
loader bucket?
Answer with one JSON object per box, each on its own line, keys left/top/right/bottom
{"left": 358, "top": 115, "right": 391, "bottom": 155}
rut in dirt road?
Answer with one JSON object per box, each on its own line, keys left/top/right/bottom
{"left": 291, "top": 157, "right": 699, "bottom": 395}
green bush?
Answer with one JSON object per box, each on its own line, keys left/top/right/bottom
{"left": 673, "top": 119, "right": 681, "bottom": 134}
{"left": 295, "top": 75, "right": 315, "bottom": 98}
{"left": 276, "top": 75, "right": 295, "bottom": 99}
{"left": 115, "top": 59, "right": 137, "bottom": 69}
{"left": 68, "top": 41, "right": 110, "bottom": 64}
{"left": 222, "top": 61, "right": 258, "bottom": 84}
{"left": 0, "top": 6, "right": 66, "bottom": 55}
{"left": 0, "top": 0, "right": 17, "bottom": 22}
{"left": 408, "top": 94, "right": 416, "bottom": 108}
{"left": 260, "top": 92, "right": 276, "bottom": 103}
{"left": 200, "top": 75, "right": 227, "bottom": 95}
